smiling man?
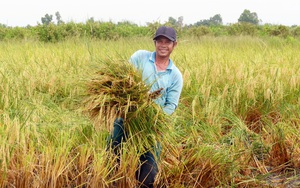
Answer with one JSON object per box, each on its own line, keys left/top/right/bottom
{"left": 108, "top": 26, "right": 183, "bottom": 188}
{"left": 130, "top": 26, "right": 183, "bottom": 116}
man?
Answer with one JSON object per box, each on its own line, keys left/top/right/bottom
{"left": 109, "top": 26, "right": 183, "bottom": 188}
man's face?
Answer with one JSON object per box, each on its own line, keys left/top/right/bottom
{"left": 154, "top": 36, "right": 177, "bottom": 58}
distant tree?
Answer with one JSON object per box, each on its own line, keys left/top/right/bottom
{"left": 291, "top": 26, "right": 300, "bottom": 37}
{"left": 41, "top": 14, "right": 53, "bottom": 25}
{"left": 55, "top": 11, "right": 64, "bottom": 25}
{"left": 86, "top": 17, "right": 95, "bottom": 23}
{"left": 166, "top": 16, "right": 184, "bottom": 28}
{"left": 195, "top": 19, "right": 210, "bottom": 26}
{"left": 194, "top": 14, "right": 223, "bottom": 26}
{"left": 189, "top": 26, "right": 211, "bottom": 37}
{"left": 177, "top": 16, "right": 184, "bottom": 28}
{"left": 0, "top": 23, "right": 7, "bottom": 28}
{"left": 238, "top": 9, "right": 259, "bottom": 25}
{"left": 210, "top": 14, "right": 223, "bottom": 25}
{"left": 168, "top": 17, "right": 177, "bottom": 26}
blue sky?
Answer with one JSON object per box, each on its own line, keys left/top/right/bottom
{"left": 1, "top": 0, "right": 299, "bottom": 27}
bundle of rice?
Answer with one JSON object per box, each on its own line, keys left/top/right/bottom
{"left": 83, "top": 59, "right": 169, "bottom": 151}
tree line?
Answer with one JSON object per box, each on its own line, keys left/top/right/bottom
{"left": 0, "top": 10, "right": 299, "bottom": 42}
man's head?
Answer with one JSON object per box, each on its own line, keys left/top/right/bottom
{"left": 153, "top": 26, "right": 176, "bottom": 42}
{"left": 153, "top": 26, "right": 177, "bottom": 59}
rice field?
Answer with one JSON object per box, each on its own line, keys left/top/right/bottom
{"left": 0, "top": 36, "right": 300, "bottom": 187}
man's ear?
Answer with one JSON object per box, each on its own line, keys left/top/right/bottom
{"left": 173, "top": 41, "right": 178, "bottom": 47}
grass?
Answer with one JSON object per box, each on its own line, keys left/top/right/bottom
{"left": 0, "top": 36, "right": 300, "bottom": 187}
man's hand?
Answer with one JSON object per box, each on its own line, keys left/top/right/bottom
{"left": 149, "top": 88, "right": 163, "bottom": 99}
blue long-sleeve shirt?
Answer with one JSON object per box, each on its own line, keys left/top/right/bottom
{"left": 129, "top": 50, "right": 183, "bottom": 115}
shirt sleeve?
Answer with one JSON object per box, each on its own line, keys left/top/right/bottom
{"left": 129, "top": 50, "right": 147, "bottom": 71}
{"left": 162, "top": 71, "right": 183, "bottom": 115}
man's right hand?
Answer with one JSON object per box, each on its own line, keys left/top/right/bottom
{"left": 149, "top": 88, "right": 163, "bottom": 99}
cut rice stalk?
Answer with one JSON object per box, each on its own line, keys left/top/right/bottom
{"left": 82, "top": 59, "right": 169, "bottom": 151}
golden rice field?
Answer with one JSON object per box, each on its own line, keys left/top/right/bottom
{"left": 0, "top": 36, "right": 300, "bottom": 187}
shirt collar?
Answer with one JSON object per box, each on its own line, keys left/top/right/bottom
{"left": 150, "top": 51, "right": 174, "bottom": 70}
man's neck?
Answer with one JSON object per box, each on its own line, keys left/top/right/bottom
{"left": 155, "top": 56, "right": 169, "bottom": 65}
{"left": 155, "top": 57, "right": 169, "bottom": 71}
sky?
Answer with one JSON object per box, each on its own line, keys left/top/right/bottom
{"left": 1, "top": 0, "right": 299, "bottom": 27}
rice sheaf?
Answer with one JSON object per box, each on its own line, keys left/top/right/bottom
{"left": 83, "top": 59, "right": 169, "bottom": 151}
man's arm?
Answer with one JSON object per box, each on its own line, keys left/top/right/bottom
{"left": 162, "top": 73, "right": 183, "bottom": 115}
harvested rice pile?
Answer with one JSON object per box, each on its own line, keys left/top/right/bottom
{"left": 83, "top": 59, "right": 169, "bottom": 151}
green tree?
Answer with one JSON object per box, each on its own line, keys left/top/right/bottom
{"left": 177, "top": 16, "right": 184, "bottom": 28}
{"left": 194, "top": 14, "right": 223, "bottom": 26}
{"left": 41, "top": 14, "right": 53, "bottom": 25}
{"left": 166, "top": 16, "right": 184, "bottom": 28}
{"left": 55, "top": 11, "right": 64, "bottom": 25}
{"left": 210, "top": 14, "right": 222, "bottom": 25}
{"left": 238, "top": 9, "right": 259, "bottom": 25}
{"left": 0, "top": 23, "right": 7, "bottom": 28}
{"left": 189, "top": 26, "right": 211, "bottom": 37}
{"left": 87, "top": 17, "right": 95, "bottom": 23}
{"left": 168, "top": 17, "right": 177, "bottom": 26}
